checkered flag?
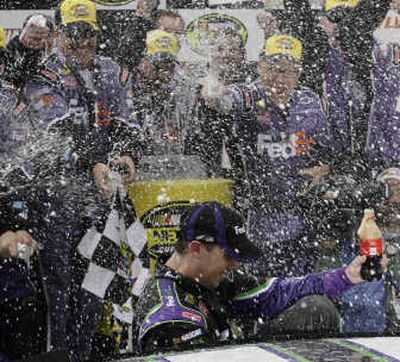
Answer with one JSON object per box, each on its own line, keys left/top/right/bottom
{"left": 77, "top": 183, "right": 150, "bottom": 324}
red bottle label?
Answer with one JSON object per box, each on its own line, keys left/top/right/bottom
{"left": 359, "top": 239, "right": 383, "bottom": 256}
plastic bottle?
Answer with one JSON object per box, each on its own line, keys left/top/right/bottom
{"left": 357, "top": 209, "right": 383, "bottom": 281}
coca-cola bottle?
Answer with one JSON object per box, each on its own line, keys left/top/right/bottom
{"left": 357, "top": 209, "right": 383, "bottom": 281}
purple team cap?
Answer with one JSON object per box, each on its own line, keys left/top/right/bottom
{"left": 181, "top": 202, "right": 260, "bottom": 262}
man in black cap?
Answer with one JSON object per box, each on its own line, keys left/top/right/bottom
{"left": 135, "top": 201, "right": 380, "bottom": 354}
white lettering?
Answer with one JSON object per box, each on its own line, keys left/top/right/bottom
{"left": 166, "top": 295, "right": 175, "bottom": 307}
{"left": 180, "top": 328, "right": 203, "bottom": 342}
{"left": 257, "top": 132, "right": 297, "bottom": 159}
{"left": 234, "top": 225, "right": 246, "bottom": 235}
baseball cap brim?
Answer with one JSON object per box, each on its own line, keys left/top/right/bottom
{"left": 146, "top": 52, "right": 179, "bottom": 67}
{"left": 60, "top": 21, "right": 99, "bottom": 37}
{"left": 222, "top": 209, "right": 260, "bottom": 262}
{"left": 259, "top": 53, "right": 301, "bottom": 64}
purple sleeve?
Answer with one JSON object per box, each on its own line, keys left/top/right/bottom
{"left": 371, "top": 42, "right": 394, "bottom": 92}
{"left": 324, "top": 50, "right": 351, "bottom": 151}
{"left": 231, "top": 268, "right": 354, "bottom": 320}
{"left": 323, "top": 267, "right": 354, "bottom": 299}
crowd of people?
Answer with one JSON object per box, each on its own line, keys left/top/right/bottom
{"left": 1, "top": 0, "right": 400, "bottom": 361}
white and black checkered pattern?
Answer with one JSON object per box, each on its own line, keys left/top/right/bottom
{"left": 77, "top": 185, "right": 150, "bottom": 324}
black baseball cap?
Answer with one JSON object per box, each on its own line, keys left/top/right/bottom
{"left": 180, "top": 202, "right": 260, "bottom": 262}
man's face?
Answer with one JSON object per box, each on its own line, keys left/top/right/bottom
{"left": 58, "top": 30, "right": 97, "bottom": 69}
{"left": 257, "top": 57, "right": 302, "bottom": 100}
{"left": 197, "top": 244, "right": 240, "bottom": 289}
{"left": 211, "top": 37, "right": 245, "bottom": 82}
{"left": 157, "top": 16, "right": 184, "bottom": 36}
{"left": 20, "top": 24, "right": 52, "bottom": 51}
{"left": 319, "top": 16, "right": 339, "bottom": 40}
{"left": 136, "top": 0, "right": 158, "bottom": 16}
{"left": 391, "top": 0, "right": 400, "bottom": 12}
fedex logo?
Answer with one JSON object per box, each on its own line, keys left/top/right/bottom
{"left": 234, "top": 225, "right": 246, "bottom": 235}
{"left": 257, "top": 131, "right": 315, "bottom": 159}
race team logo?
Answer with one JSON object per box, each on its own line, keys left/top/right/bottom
{"left": 186, "top": 13, "right": 248, "bottom": 57}
{"left": 70, "top": 4, "right": 89, "bottom": 18}
{"left": 181, "top": 311, "right": 202, "bottom": 323}
{"left": 277, "top": 37, "right": 295, "bottom": 52}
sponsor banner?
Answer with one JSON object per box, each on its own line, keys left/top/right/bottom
{"left": 0, "top": 2, "right": 165, "bottom": 30}
{"left": 374, "top": 10, "right": 400, "bottom": 44}
{"left": 93, "top": 0, "right": 135, "bottom": 5}
{"left": 186, "top": 12, "right": 248, "bottom": 57}
{"left": 179, "top": 9, "right": 264, "bottom": 62}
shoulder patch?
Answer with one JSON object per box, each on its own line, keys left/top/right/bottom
{"left": 40, "top": 68, "right": 60, "bottom": 84}
{"left": 40, "top": 95, "right": 55, "bottom": 106}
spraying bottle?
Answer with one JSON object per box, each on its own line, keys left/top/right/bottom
{"left": 358, "top": 209, "right": 383, "bottom": 281}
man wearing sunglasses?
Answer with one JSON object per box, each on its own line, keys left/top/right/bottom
{"left": 20, "top": 1, "right": 140, "bottom": 361}
{"left": 135, "top": 201, "right": 383, "bottom": 354}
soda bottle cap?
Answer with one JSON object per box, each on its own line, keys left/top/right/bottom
{"left": 364, "top": 209, "right": 375, "bottom": 217}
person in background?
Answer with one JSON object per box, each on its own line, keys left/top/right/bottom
{"left": 366, "top": 0, "right": 400, "bottom": 168}
{"left": 155, "top": 10, "right": 185, "bottom": 37}
{"left": 135, "top": 202, "right": 385, "bottom": 354}
{"left": 4, "top": 13, "right": 55, "bottom": 89}
{"left": 0, "top": 165, "right": 43, "bottom": 361}
{"left": 315, "top": 0, "right": 399, "bottom": 335}
{"left": 201, "top": 34, "right": 332, "bottom": 279}
{"left": 209, "top": 29, "right": 256, "bottom": 86}
{"left": 188, "top": 29, "right": 257, "bottom": 178}
{"left": 20, "top": 1, "right": 139, "bottom": 360}
{"left": 340, "top": 169, "right": 400, "bottom": 334}
{"left": 109, "top": 0, "right": 160, "bottom": 73}
{"left": 132, "top": 29, "right": 186, "bottom": 158}
{"left": 320, "top": 0, "right": 391, "bottom": 158}
{"left": 0, "top": 25, "right": 24, "bottom": 159}
{"left": 257, "top": 0, "right": 330, "bottom": 96}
